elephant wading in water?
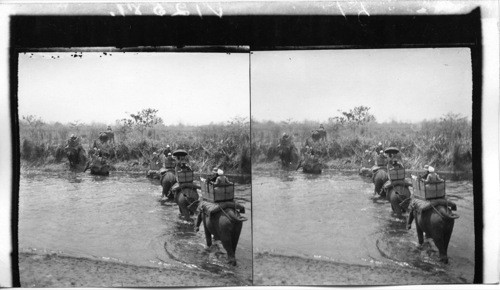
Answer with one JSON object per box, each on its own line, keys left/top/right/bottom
{"left": 385, "top": 183, "right": 412, "bottom": 215}
{"left": 173, "top": 185, "right": 200, "bottom": 221}
{"left": 296, "top": 153, "right": 322, "bottom": 174}
{"left": 189, "top": 200, "right": 247, "bottom": 266}
{"left": 278, "top": 144, "right": 300, "bottom": 168}
{"left": 372, "top": 167, "right": 389, "bottom": 197}
{"left": 160, "top": 169, "right": 176, "bottom": 202}
{"left": 65, "top": 146, "right": 87, "bottom": 170}
{"left": 407, "top": 198, "right": 459, "bottom": 264}
{"left": 84, "top": 155, "right": 110, "bottom": 176}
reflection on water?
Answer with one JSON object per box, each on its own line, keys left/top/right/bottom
{"left": 19, "top": 170, "right": 252, "bottom": 284}
{"left": 253, "top": 169, "right": 474, "bottom": 283}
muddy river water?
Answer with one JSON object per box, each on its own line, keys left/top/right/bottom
{"left": 252, "top": 169, "right": 475, "bottom": 284}
{"left": 18, "top": 170, "right": 252, "bottom": 285}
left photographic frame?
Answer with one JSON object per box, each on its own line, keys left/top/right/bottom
{"left": 11, "top": 17, "right": 252, "bottom": 286}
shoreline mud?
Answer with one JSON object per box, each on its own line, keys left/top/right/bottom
{"left": 253, "top": 252, "right": 466, "bottom": 286}
{"left": 18, "top": 251, "right": 249, "bottom": 287}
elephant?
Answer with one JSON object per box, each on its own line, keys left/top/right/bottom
{"left": 98, "top": 131, "right": 115, "bottom": 144}
{"left": 65, "top": 146, "right": 87, "bottom": 170}
{"left": 310, "top": 129, "right": 327, "bottom": 142}
{"left": 278, "top": 144, "right": 300, "bottom": 168}
{"left": 386, "top": 183, "right": 411, "bottom": 215}
{"left": 297, "top": 155, "right": 322, "bottom": 174}
{"left": 84, "top": 156, "right": 110, "bottom": 176}
{"left": 189, "top": 201, "right": 246, "bottom": 266}
{"left": 407, "top": 199, "right": 459, "bottom": 264}
{"left": 372, "top": 168, "right": 389, "bottom": 197}
{"left": 174, "top": 185, "right": 200, "bottom": 221}
{"left": 91, "top": 140, "right": 115, "bottom": 159}
{"left": 359, "top": 167, "right": 373, "bottom": 177}
{"left": 160, "top": 170, "right": 176, "bottom": 201}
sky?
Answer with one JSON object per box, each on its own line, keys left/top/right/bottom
{"left": 18, "top": 52, "right": 250, "bottom": 125}
{"left": 251, "top": 48, "right": 472, "bottom": 123}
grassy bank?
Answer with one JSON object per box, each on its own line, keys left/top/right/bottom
{"left": 18, "top": 117, "right": 250, "bottom": 175}
{"left": 252, "top": 113, "right": 472, "bottom": 176}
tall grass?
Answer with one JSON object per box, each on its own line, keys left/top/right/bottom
{"left": 19, "top": 117, "right": 251, "bottom": 174}
{"left": 252, "top": 113, "right": 472, "bottom": 173}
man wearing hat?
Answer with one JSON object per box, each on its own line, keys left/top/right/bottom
{"left": 209, "top": 167, "right": 219, "bottom": 183}
{"left": 376, "top": 150, "right": 387, "bottom": 166}
{"left": 66, "top": 134, "right": 80, "bottom": 148}
{"left": 164, "top": 152, "right": 176, "bottom": 170}
{"left": 164, "top": 145, "right": 171, "bottom": 156}
{"left": 214, "top": 169, "right": 230, "bottom": 186}
{"left": 419, "top": 165, "right": 430, "bottom": 180}
{"left": 389, "top": 159, "right": 403, "bottom": 170}
{"left": 425, "top": 166, "right": 444, "bottom": 183}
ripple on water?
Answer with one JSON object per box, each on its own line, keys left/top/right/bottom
{"left": 252, "top": 169, "right": 475, "bottom": 283}
{"left": 19, "top": 171, "right": 252, "bottom": 284}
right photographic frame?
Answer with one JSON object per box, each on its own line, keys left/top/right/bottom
{"left": 249, "top": 10, "right": 482, "bottom": 286}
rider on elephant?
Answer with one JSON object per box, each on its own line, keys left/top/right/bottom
{"left": 93, "top": 147, "right": 106, "bottom": 163}
{"left": 176, "top": 155, "right": 192, "bottom": 171}
{"left": 419, "top": 164, "right": 430, "bottom": 180}
{"left": 66, "top": 134, "right": 81, "bottom": 149}
{"left": 373, "top": 142, "right": 383, "bottom": 154}
{"left": 279, "top": 133, "right": 292, "bottom": 147}
{"left": 164, "top": 152, "right": 176, "bottom": 170}
{"left": 425, "top": 166, "right": 444, "bottom": 183}
{"left": 164, "top": 145, "right": 172, "bottom": 156}
{"left": 389, "top": 159, "right": 403, "bottom": 170}
{"left": 214, "top": 169, "right": 230, "bottom": 186}
{"left": 209, "top": 167, "right": 219, "bottom": 183}
{"left": 375, "top": 150, "right": 388, "bottom": 167}
{"left": 194, "top": 169, "right": 232, "bottom": 232}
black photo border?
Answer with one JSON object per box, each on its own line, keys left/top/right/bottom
{"left": 9, "top": 9, "right": 482, "bottom": 286}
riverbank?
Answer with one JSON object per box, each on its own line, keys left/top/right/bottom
{"left": 18, "top": 251, "right": 247, "bottom": 287}
{"left": 19, "top": 160, "right": 249, "bottom": 177}
{"left": 252, "top": 160, "right": 473, "bottom": 180}
{"left": 253, "top": 252, "right": 465, "bottom": 286}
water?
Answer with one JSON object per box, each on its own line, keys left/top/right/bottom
{"left": 253, "top": 169, "right": 474, "bottom": 284}
{"left": 18, "top": 170, "right": 252, "bottom": 285}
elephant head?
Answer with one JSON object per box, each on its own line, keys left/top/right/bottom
{"left": 86, "top": 156, "right": 110, "bottom": 176}
{"left": 175, "top": 186, "right": 199, "bottom": 221}
{"left": 372, "top": 168, "right": 389, "bottom": 197}
{"left": 278, "top": 144, "right": 299, "bottom": 167}
{"left": 387, "top": 184, "right": 411, "bottom": 215}
{"left": 160, "top": 170, "right": 177, "bottom": 201}
{"left": 65, "top": 146, "right": 86, "bottom": 170}
{"left": 311, "top": 129, "right": 327, "bottom": 142}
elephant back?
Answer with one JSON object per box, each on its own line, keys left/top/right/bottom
{"left": 161, "top": 171, "right": 176, "bottom": 185}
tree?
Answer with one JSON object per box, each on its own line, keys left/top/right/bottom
{"left": 117, "top": 118, "right": 134, "bottom": 141}
{"left": 128, "top": 108, "right": 164, "bottom": 139}
{"left": 329, "top": 106, "right": 376, "bottom": 133}
{"left": 22, "top": 115, "right": 45, "bottom": 141}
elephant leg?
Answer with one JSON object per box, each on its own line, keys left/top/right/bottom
{"left": 437, "top": 217, "right": 454, "bottom": 264}
{"left": 232, "top": 221, "right": 243, "bottom": 254}
{"left": 203, "top": 218, "right": 212, "bottom": 248}
{"left": 390, "top": 191, "right": 402, "bottom": 215}
{"left": 416, "top": 222, "right": 424, "bottom": 247}
{"left": 220, "top": 231, "right": 236, "bottom": 266}
{"left": 179, "top": 204, "right": 191, "bottom": 221}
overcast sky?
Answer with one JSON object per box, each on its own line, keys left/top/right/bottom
{"left": 18, "top": 52, "right": 250, "bottom": 125}
{"left": 251, "top": 48, "right": 472, "bottom": 123}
